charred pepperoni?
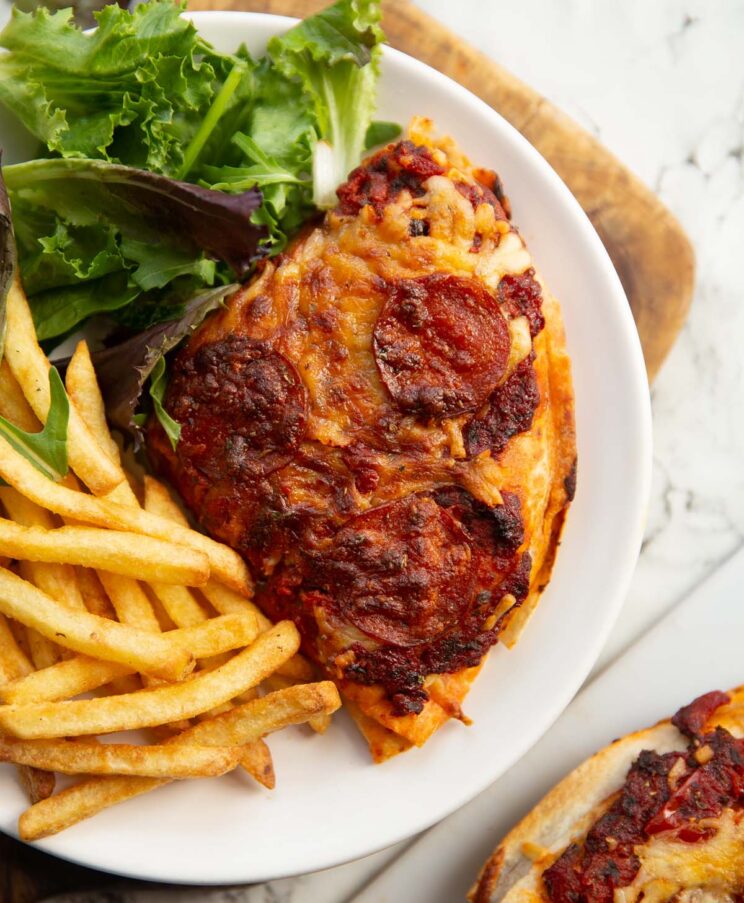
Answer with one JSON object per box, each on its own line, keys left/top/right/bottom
{"left": 292, "top": 487, "right": 530, "bottom": 714}
{"left": 464, "top": 356, "right": 540, "bottom": 458}
{"left": 164, "top": 336, "right": 307, "bottom": 482}
{"left": 337, "top": 140, "right": 445, "bottom": 218}
{"left": 374, "top": 274, "right": 510, "bottom": 419}
{"left": 310, "top": 494, "right": 474, "bottom": 648}
{"left": 672, "top": 690, "right": 730, "bottom": 737}
{"left": 498, "top": 269, "right": 545, "bottom": 338}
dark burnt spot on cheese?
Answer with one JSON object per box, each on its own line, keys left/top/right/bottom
{"left": 454, "top": 179, "right": 509, "bottom": 221}
{"left": 464, "top": 356, "right": 540, "bottom": 459}
{"left": 497, "top": 268, "right": 545, "bottom": 338}
{"left": 336, "top": 140, "right": 445, "bottom": 218}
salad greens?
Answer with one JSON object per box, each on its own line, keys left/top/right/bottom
{"left": 0, "top": 0, "right": 398, "bottom": 443}
{"left": 91, "top": 282, "right": 238, "bottom": 443}
{"left": 0, "top": 366, "right": 69, "bottom": 481}
{"left": 4, "top": 156, "right": 263, "bottom": 340}
{"left": 266, "top": 0, "right": 383, "bottom": 208}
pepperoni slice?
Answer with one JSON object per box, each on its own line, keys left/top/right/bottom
{"left": 312, "top": 493, "right": 475, "bottom": 647}
{"left": 165, "top": 335, "right": 307, "bottom": 482}
{"left": 373, "top": 274, "right": 510, "bottom": 419}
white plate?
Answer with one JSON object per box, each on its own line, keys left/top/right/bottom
{"left": 0, "top": 12, "right": 652, "bottom": 884}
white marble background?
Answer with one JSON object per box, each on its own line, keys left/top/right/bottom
{"left": 0, "top": 0, "right": 740, "bottom": 900}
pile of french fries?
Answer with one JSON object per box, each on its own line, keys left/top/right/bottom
{"left": 0, "top": 280, "right": 340, "bottom": 841}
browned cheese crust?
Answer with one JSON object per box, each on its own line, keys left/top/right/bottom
{"left": 149, "top": 118, "right": 576, "bottom": 760}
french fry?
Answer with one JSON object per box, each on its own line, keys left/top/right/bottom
{"left": 65, "top": 345, "right": 143, "bottom": 514}
{"left": 4, "top": 280, "right": 124, "bottom": 496}
{"left": 149, "top": 583, "right": 207, "bottom": 629}
{"left": 65, "top": 342, "right": 121, "bottom": 465}
{"left": 263, "top": 674, "right": 332, "bottom": 734}
{"left": 17, "top": 764, "right": 55, "bottom": 804}
{"left": 21, "top": 621, "right": 62, "bottom": 671}
{"left": 0, "top": 738, "right": 242, "bottom": 778}
{"left": 75, "top": 568, "right": 115, "bottom": 619}
{"left": 143, "top": 476, "right": 190, "bottom": 526}
{"left": 201, "top": 582, "right": 315, "bottom": 683}
{"left": 0, "top": 359, "right": 39, "bottom": 432}
{"left": 0, "top": 605, "right": 55, "bottom": 802}
{"left": 19, "top": 682, "right": 341, "bottom": 840}
{"left": 195, "top": 687, "right": 273, "bottom": 787}
{"left": 0, "top": 613, "right": 33, "bottom": 683}
{"left": 0, "top": 519, "right": 209, "bottom": 587}
{"left": 238, "top": 739, "right": 275, "bottom": 790}
{"left": 0, "top": 611, "right": 260, "bottom": 704}
{"left": 1, "top": 488, "right": 86, "bottom": 615}
{"left": 97, "top": 573, "right": 161, "bottom": 633}
{"left": 0, "top": 568, "right": 193, "bottom": 681}
{"left": 0, "top": 622, "right": 299, "bottom": 739}
{"left": 0, "top": 441, "right": 250, "bottom": 593}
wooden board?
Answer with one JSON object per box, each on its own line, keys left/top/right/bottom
{"left": 188, "top": 0, "right": 695, "bottom": 382}
{"left": 0, "top": 4, "right": 695, "bottom": 902}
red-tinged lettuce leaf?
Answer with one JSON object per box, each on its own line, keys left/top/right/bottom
{"left": 3, "top": 157, "right": 266, "bottom": 280}
{"left": 90, "top": 282, "right": 238, "bottom": 444}
{"left": 0, "top": 161, "right": 16, "bottom": 361}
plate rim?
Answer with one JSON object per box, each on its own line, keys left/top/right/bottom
{"left": 0, "top": 9, "right": 652, "bottom": 884}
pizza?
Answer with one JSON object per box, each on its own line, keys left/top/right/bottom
{"left": 148, "top": 118, "right": 576, "bottom": 761}
{"left": 470, "top": 688, "right": 744, "bottom": 902}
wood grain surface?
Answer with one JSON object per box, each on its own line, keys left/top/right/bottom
{"left": 0, "top": 3, "right": 694, "bottom": 902}
{"left": 189, "top": 0, "right": 696, "bottom": 381}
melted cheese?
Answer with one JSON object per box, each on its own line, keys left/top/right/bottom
{"left": 475, "top": 230, "right": 533, "bottom": 291}
{"left": 615, "top": 810, "right": 744, "bottom": 903}
{"left": 504, "top": 316, "right": 532, "bottom": 378}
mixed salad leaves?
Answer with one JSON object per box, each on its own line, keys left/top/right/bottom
{"left": 0, "top": 0, "right": 396, "bottom": 446}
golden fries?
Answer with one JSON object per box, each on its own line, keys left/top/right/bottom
{"left": 0, "top": 519, "right": 209, "bottom": 586}
{"left": 0, "top": 440, "right": 251, "bottom": 592}
{"left": 0, "top": 622, "right": 299, "bottom": 739}
{"left": 19, "top": 682, "right": 341, "bottom": 840}
{"left": 4, "top": 281, "right": 124, "bottom": 496}
{"left": 149, "top": 583, "right": 208, "bottom": 629}
{"left": 0, "top": 607, "right": 55, "bottom": 802}
{"left": 0, "top": 569, "right": 193, "bottom": 681}
{"left": 17, "top": 764, "right": 55, "bottom": 805}
{"left": 0, "top": 738, "right": 242, "bottom": 779}
{"left": 65, "top": 342, "right": 121, "bottom": 466}
{"left": 0, "top": 611, "right": 260, "bottom": 704}
{"left": 0, "top": 329, "right": 343, "bottom": 842}
{"left": 0, "top": 359, "right": 40, "bottom": 432}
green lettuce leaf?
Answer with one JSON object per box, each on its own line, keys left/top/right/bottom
{"left": 365, "top": 120, "right": 402, "bottom": 149}
{"left": 91, "top": 282, "right": 237, "bottom": 442}
{"left": 0, "top": 2, "right": 231, "bottom": 176}
{"left": 0, "top": 366, "right": 69, "bottom": 481}
{"left": 148, "top": 355, "right": 181, "bottom": 450}
{"left": 4, "top": 157, "right": 263, "bottom": 338}
{"left": 267, "top": 0, "right": 384, "bottom": 208}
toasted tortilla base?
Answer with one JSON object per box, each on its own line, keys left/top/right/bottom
{"left": 469, "top": 686, "right": 744, "bottom": 902}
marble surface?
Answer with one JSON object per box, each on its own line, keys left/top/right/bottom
{"left": 0, "top": 0, "right": 740, "bottom": 900}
